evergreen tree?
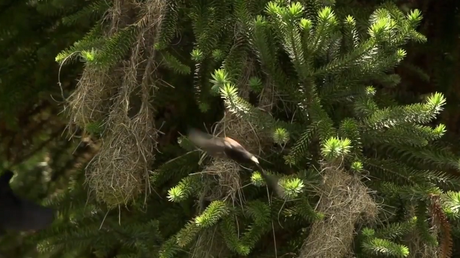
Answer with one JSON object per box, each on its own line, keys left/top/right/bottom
{"left": 154, "top": 2, "right": 460, "bottom": 257}
{"left": 0, "top": 0, "right": 95, "bottom": 256}
{"left": 2, "top": 0, "right": 460, "bottom": 258}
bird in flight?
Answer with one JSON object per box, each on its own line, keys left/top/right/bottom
{"left": 187, "top": 128, "right": 284, "bottom": 197}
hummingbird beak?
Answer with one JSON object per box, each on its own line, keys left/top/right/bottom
{"left": 250, "top": 156, "right": 259, "bottom": 164}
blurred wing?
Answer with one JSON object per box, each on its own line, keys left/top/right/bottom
{"left": 258, "top": 169, "right": 285, "bottom": 198}
{"left": 187, "top": 128, "right": 226, "bottom": 153}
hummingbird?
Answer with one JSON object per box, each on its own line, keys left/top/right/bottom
{"left": 187, "top": 128, "right": 284, "bottom": 197}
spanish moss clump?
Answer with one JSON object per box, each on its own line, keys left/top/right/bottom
{"left": 299, "top": 163, "right": 379, "bottom": 258}
{"left": 66, "top": 0, "right": 168, "bottom": 206}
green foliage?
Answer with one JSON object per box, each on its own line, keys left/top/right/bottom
{"left": 0, "top": 0, "right": 93, "bottom": 126}
{"left": 4, "top": 0, "right": 460, "bottom": 258}
{"left": 154, "top": 1, "right": 458, "bottom": 257}
{"left": 167, "top": 176, "right": 203, "bottom": 202}
{"left": 30, "top": 178, "right": 165, "bottom": 258}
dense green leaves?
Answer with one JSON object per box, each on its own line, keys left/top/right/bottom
{"left": 3, "top": 0, "right": 460, "bottom": 258}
